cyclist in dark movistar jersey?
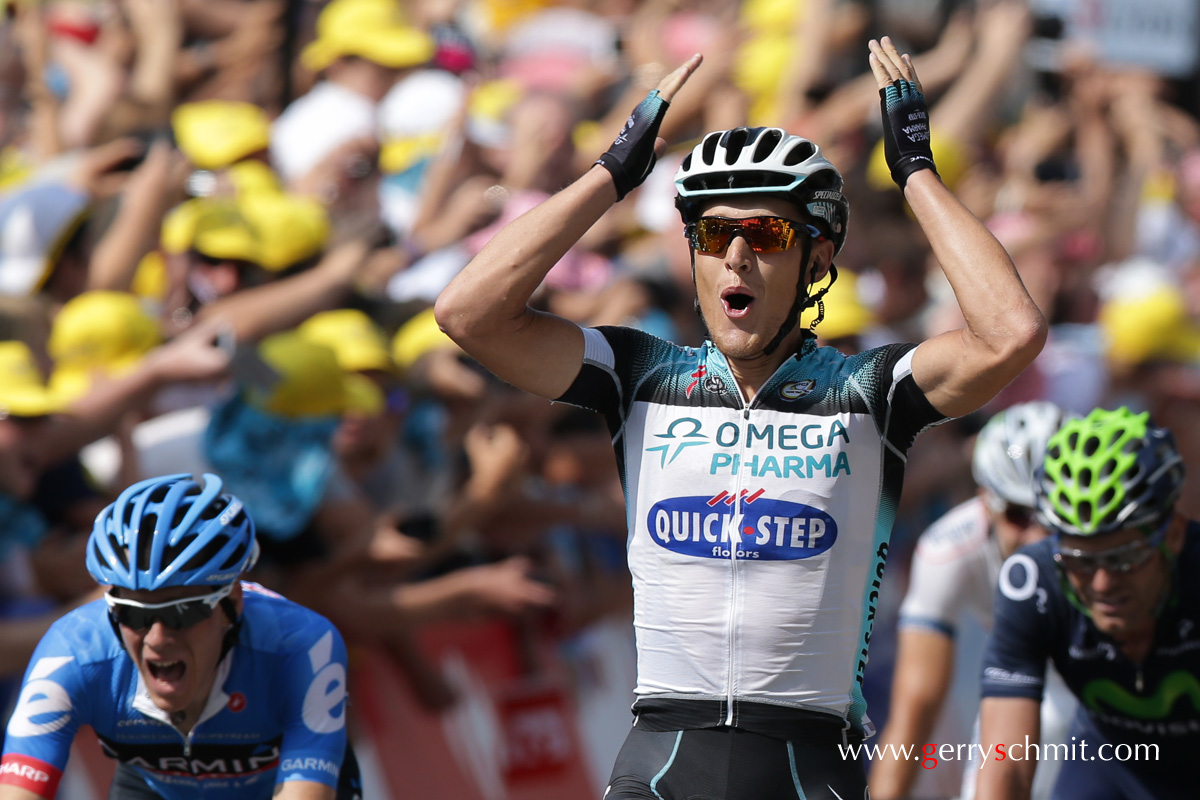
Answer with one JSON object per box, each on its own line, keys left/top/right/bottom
{"left": 979, "top": 407, "right": 1197, "bottom": 799}
{"left": 435, "top": 39, "right": 1045, "bottom": 800}
{"left": 0, "top": 473, "right": 360, "bottom": 800}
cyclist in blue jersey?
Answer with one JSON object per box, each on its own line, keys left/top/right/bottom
{"left": 978, "top": 407, "right": 1197, "bottom": 800}
{"left": 0, "top": 473, "right": 360, "bottom": 800}
{"left": 435, "top": 39, "right": 1045, "bottom": 800}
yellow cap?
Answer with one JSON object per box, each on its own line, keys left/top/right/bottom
{"left": 237, "top": 193, "right": 329, "bottom": 271}
{"left": 800, "top": 270, "right": 876, "bottom": 341}
{"left": 162, "top": 199, "right": 261, "bottom": 264}
{"left": 344, "top": 372, "right": 385, "bottom": 415}
{"left": 172, "top": 101, "right": 271, "bottom": 170}
{"left": 248, "top": 332, "right": 355, "bottom": 418}
{"left": 299, "top": 309, "right": 394, "bottom": 373}
{"left": 1101, "top": 286, "right": 1200, "bottom": 366}
{"left": 391, "top": 308, "right": 458, "bottom": 371}
{"left": 380, "top": 131, "right": 443, "bottom": 175}
{"left": 867, "top": 127, "right": 969, "bottom": 192}
{"left": 47, "top": 292, "right": 161, "bottom": 400}
{"left": 0, "top": 341, "right": 65, "bottom": 417}
{"left": 226, "top": 160, "right": 284, "bottom": 196}
{"left": 131, "top": 251, "right": 169, "bottom": 302}
{"left": 301, "top": 0, "right": 435, "bottom": 72}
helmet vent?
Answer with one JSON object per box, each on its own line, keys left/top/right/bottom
{"left": 801, "top": 169, "right": 840, "bottom": 193}
{"left": 1079, "top": 501, "right": 1093, "bottom": 526}
{"left": 784, "top": 140, "right": 816, "bottom": 166}
{"left": 172, "top": 500, "right": 192, "bottom": 528}
{"left": 722, "top": 128, "right": 750, "bottom": 164}
{"left": 201, "top": 497, "right": 228, "bottom": 521}
{"left": 1079, "top": 467, "right": 1093, "bottom": 489}
{"left": 181, "top": 535, "right": 228, "bottom": 571}
{"left": 220, "top": 541, "right": 248, "bottom": 571}
{"left": 148, "top": 484, "right": 170, "bottom": 504}
{"left": 1082, "top": 434, "right": 1100, "bottom": 457}
{"left": 136, "top": 514, "right": 157, "bottom": 571}
{"left": 701, "top": 133, "right": 720, "bottom": 165}
{"left": 754, "top": 129, "right": 783, "bottom": 162}
{"left": 1099, "top": 487, "right": 1116, "bottom": 508}
{"left": 680, "top": 153, "right": 692, "bottom": 172}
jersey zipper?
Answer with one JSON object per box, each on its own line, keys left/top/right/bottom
{"left": 724, "top": 404, "right": 752, "bottom": 726}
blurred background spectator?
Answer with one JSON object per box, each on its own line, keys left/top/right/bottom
{"left": 1, "top": 0, "right": 1197, "bottom": 797}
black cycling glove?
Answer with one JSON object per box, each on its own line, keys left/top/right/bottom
{"left": 879, "top": 79, "right": 937, "bottom": 190}
{"left": 596, "top": 89, "right": 669, "bottom": 201}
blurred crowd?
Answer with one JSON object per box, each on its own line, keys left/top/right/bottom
{"left": 0, "top": 0, "right": 1198, "bottom": 793}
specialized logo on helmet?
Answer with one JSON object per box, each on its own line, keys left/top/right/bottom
{"left": 779, "top": 380, "right": 816, "bottom": 401}
{"left": 648, "top": 490, "right": 837, "bottom": 560}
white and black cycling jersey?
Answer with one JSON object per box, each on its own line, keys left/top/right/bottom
{"left": 558, "top": 326, "right": 946, "bottom": 736}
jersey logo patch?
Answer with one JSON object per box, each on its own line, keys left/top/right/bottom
{"left": 779, "top": 380, "right": 816, "bottom": 401}
{"left": 648, "top": 493, "right": 837, "bottom": 560}
{"left": 7, "top": 657, "right": 74, "bottom": 738}
{"left": 1083, "top": 671, "right": 1200, "bottom": 720}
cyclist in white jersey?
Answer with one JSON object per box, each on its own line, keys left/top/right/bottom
{"left": 435, "top": 40, "right": 1046, "bottom": 800}
{"left": 871, "top": 402, "right": 1076, "bottom": 800}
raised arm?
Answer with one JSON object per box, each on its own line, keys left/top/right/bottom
{"left": 868, "top": 38, "right": 1046, "bottom": 418}
{"left": 434, "top": 55, "right": 702, "bottom": 400}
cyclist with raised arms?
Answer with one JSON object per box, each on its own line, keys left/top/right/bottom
{"left": 978, "top": 407, "right": 1197, "bottom": 799}
{"left": 871, "top": 401, "right": 1075, "bottom": 800}
{"left": 436, "top": 39, "right": 1045, "bottom": 800}
{"left": 0, "top": 473, "right": 360, "bottom": 800}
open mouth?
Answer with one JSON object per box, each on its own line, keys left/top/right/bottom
{"left": 721, "top": 288, "right": 755, "bottom": 317}
{"left": 148, "top": 660, "right": 186, "bottom": 684}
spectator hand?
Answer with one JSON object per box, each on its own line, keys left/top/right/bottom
{"left": 69, "top": 138, "right": 145, "bottom": 198}
{"left": 461, "top": 557, "right": 557, "bottom": 616}
{"left": 142, "top": 318, "right": 231, "bottom": 385}
{"left": 869, "top": 37, "right": 937, "bottom": 190}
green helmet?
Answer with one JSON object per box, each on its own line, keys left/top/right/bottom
{"left": 1035, "top": 407, "right": 1184, "bottom": 536}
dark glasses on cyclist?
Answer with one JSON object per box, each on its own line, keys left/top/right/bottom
{"left": 983, "top": 492, "right": 1037, "bottom": 528}
{"left": 1053, "top": 519, "right": 1169, "bottom": 576}
{"left": 105, "top": 584, "right": 232, "bottom": 631}
{"left": 686, "top": 216, "right": 821, "bottom": 255}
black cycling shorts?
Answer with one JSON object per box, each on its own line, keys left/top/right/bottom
{"left": 605, "top": 725, "right": 867, "bottom": 800}
{"left": 108, "top": 739, "right": 363, "bottom": 799}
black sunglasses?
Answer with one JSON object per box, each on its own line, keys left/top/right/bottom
{"left": 105, "top": 584, "right": 232, "bottom": 631}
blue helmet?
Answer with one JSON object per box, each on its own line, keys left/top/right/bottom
{"left": 87, "top": 473, "right": 258, "bottom": 591}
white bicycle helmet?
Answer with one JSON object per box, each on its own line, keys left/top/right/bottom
{"left": 674, "top": 127, "right": 849, "bottom": 255}
{"left": 972, "top": 401, "right": 1068, "bottom": 509}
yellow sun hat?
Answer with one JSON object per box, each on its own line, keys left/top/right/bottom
{"left": 172, "top": 101, "right": 272, "bottom": 170}
{"left": 161, "top": 198, "right": 261, "bottom": 264}
{"left": 301, "top": 0, "right": 435, "bottom": 73}
{"left": 391, "top": 307, "right": 458, "bottom": 372}
{"left": 1100, "top": 285, "right": 1200, "bottom": 367}
{"left": 47, "top": 291, "right": 162, "bottom": 401}
{"left": 236, "top": 192, "right": 329, "bottom": 272}
{"left": 248, "top": 331, "right": 360, "bottom": 418}
{"left": 299, "top": 308, "right": 395, "bottom": 374}
{"left": 0, "top": 340, "right": 66, "bottom": 417}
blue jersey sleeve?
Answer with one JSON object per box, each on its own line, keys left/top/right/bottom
{"left": 1, "top": 612, "right": 94, "bottom": 797}
{"left": 980, "top": 544, "right": 1056, "bottom": 701}
{"left": 273, "top": 623, "right": 350, "bottom": 789}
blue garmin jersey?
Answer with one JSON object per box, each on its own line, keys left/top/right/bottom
{"left": 557, "top": 327, "right": 945, "bottom": 736}
{"left": 981, "top": 526, "right": 1200, "bottom": 789}
{"left": 1, "top": 582, "right": 348, "bottom": 799}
